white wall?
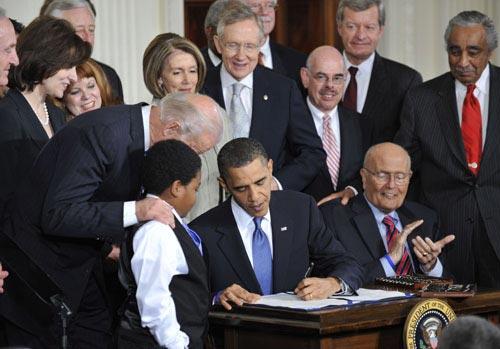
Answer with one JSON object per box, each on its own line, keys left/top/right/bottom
{"left": 1, "top": 0, "right": 499, "bottom": 100}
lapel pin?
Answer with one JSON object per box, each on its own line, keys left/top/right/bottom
{"left": 280, "top": 226, "right": 287, "bottom": 231}
{"left": 263, "top": 94, "right": 268, "bottom": 101}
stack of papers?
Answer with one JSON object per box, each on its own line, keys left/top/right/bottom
{"left": 253, "top": 288, "right": 412, "bottom": 311}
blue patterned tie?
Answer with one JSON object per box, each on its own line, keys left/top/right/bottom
{"left": 252, "top": 217, "right": 273, "bottom": 295}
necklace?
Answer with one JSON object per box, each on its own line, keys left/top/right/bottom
{"left": 39, "top": 102, "right": 50, "bottom": 126}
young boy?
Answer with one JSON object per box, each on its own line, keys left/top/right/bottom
{"left": 117, "top": 139, "right": 208, "bottom": 349}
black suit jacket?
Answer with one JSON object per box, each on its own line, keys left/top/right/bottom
{"left": 303, "top": 106, "right": 372, "bottom": 201}
{"left": 191, "top": 190, "right": 364, "bottom": 295}
{"left": 320, "top": 195, "right": 443, "bottom": 285}
{"left": 202, "top": 65, "right": 326, "bottom": 191}
{"left": 0, "top": 104, "right": 145, "bottom": 332}
{"left": 0, "top": 89, "right": 65, "bottom": 221}
{"left": 95, "top": 59, "right": 124, "bottom": 103}
{"left": 395, "top": 64, "right": 500, "bottom": 283}
{"left": 359, "top": 52, "right": 422, "bottom": 143}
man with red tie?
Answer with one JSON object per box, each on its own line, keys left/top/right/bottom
{"left": 320, "top": 142, "right": 454, "bottom": 285}
{"left": 395, "top": 11, "right": 500, "bottom": 287}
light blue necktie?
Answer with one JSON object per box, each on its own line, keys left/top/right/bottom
{"left": 252, "top": 217, "right": 273, "bottom": 295}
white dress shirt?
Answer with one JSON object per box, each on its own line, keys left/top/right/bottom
{"left": 307, "top": 97, "right": 341, "bottom": 147}
{"left": 220, "top": 65, "right": 254, "bottom": 134}
{"left": 122, "top": 105, "right": 152, "bottom": 228}
{"left": 131, "top": 201, "right": 190, "bottom": 349}
{"left": 208, "top": 47, "right": 221, "bottom": 67}
{"left": 365, "top": 196, "right": 443, "bottom": 277}
{"left": 231, "top": 197, "right": 273, "bottom": 266}
{"left": 259, "top": 36, "right": 273, "bottom": 69}
{"left": 343, "top": 51, "right": 375, "bottom": 114}
{"left": 455, "top": 64, "right": 490, "bottom": 147}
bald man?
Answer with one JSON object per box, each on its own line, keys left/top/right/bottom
{"left": 300, "top": 46, "right": 372, "bottom": 204}
{"left": 320, "top": 143, "right": 454, "bottom": 284}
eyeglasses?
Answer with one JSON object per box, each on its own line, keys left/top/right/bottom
{"left": 248, "top": 2, "right": 278, "bottom": 12}
{"left": 312, "top": 72, "right": 346, "bottom": 85}
{"left": 222, "top": 41, "right": 261, "bottom": 54}
{"left": 363, "top": 168, "right": 412, "bottom": 186}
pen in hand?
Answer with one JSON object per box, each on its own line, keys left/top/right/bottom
{"left": 304, "top": 262, "right": 314, "bottom": 278}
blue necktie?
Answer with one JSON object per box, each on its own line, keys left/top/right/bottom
{"left": 183, "top": 223, "right": 203, "bottom": 256}
{"left": 252, "top": 217, "right": 273, "bottom": 295}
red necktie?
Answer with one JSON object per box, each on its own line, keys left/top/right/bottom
{"left": 461, "top": 84, "right": 482, "bottom": 175}
{"left": 383, "top": 216, "right": 413, "bottom": 276}
{"left": 343, "top": 66, "right": 358, "bottom": 111}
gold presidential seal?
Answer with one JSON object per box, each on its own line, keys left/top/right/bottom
{"left": 404, "top": 298, "right": 456, "bottom": 349}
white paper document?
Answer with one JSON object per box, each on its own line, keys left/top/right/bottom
{"left": 254, "top": 288, "right": 411, "bottom": 311}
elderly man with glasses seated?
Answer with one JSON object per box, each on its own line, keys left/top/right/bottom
{"left": 320, "top": 142, "right": 455, "bottom": 285}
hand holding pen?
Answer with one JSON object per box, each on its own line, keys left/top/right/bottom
{"left": 294, "top": 262, "right": 343, "bottom": 300}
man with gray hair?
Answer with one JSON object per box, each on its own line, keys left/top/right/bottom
{"left": 203, "top": 2, "right": 325, "bottom": 191}
{"left": 201, "top": 0, "right": 232, "bottom": 69}
{"left": 42, "top": 0, "right": 124, "bottom": 102}
{"left": 0, "top": 93, "right": 222, "bottom": 347}
{"left": 396, "top": 11, "right": 500, "bottom": 287}
{"left": 336, "top": 0, "right": 422, "bottom": 143}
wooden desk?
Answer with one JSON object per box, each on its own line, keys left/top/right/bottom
{"left": 209, "top": 290, "right": 500, "bottom": 349}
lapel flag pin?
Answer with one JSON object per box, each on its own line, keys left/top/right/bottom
{"left": 280, "top": 226, "right": 287, "bottom": 231}
{"left": 263, "top": 94, "right": 268, "bottom": 100}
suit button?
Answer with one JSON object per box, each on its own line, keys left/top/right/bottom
{"left": 475, "top": 184, "right": 480, "bottom": 189}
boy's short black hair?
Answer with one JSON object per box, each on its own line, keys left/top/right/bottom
{"left": 142, "top": 139, "right": 201, "bottom": 196}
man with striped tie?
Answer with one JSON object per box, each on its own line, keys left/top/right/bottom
{"left": 300, "top": 45, "right": 372, "bottom": 204}
{"left": 320, "top": 143, "right": 455, "bottom": 285}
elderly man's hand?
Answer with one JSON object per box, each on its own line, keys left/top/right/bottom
{"left": 412, "top": 234, "right": 455, "bottom": 272}
{"left": 136, "top": 197, "right": 175, "bottom": 228}
{"left": 218, "top": 284, "right": 261, "bottom": 310}
{"left": 388, "top": 219, "right": 424, "bottom": 264}
{"left": 294, "top": 277, "right": 341, "bottom": 300}
{"left": 317, "top": 187, "right": 356, "bottom": 206}
{"left": 0, "top": 264, "right": 8, "bottom": 294}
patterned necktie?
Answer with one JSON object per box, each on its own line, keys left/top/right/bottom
{"left": 461, "top": 84, "right": 482, "bottom": 175}
{"left": 252, "top": 217, "right": 273, "bottom": 295}
{"left": 229, "top": 82, "right": 249, "bottom": 138}
{"left": 183, "top": 223, "right": 203, "bottom": 256}
{"left": 382, "top": 215, "right": 412, "bottom": 276}
{"left": 343, "top": 66, "right": 358, "bottom": 111}
{"left": 322, "top": 114, "right": 340, "bottom": 189}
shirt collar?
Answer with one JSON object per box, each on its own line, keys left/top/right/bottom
{"left": 145, "top": 193, "right": 182, "bottom": 223}
{"left": 220, "top": 64, "right": 254, "bottom": 90}
{"left": 455, "top": 63, "right": 490, "bottom": 95}
{"left": 142, "top": 105, "right": 151, "bottom": 151}
{"left": 343, "top": 51, "right": 376, "bottom": 75}
{"left": 208, "top": 47, "right": 222, "bottom": 67}
{"left": 364, "top": 194, "right": 399, "bottom": 225}
{"left": 306, "top": 96, "right": 338, "bottom": 119}
{"left": 231, "top": 196, "right": 271, "bottom": 230}
{"left": 260, "top": 36, "right": 271, "bottom": 59}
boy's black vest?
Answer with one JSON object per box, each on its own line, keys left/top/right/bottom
{"left": 119, "top": 218, "right": 209, "bottom": 348}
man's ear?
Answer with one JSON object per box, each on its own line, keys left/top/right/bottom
{"left": 300, "top": 67, "right": 310, "bottom": 89}
{"left": 267, "top": 159, "right": 273, "bottom": 174}
{"left": 213, "top": 35, "right": 223, "bottom": 55}
{"left": 217, "top": 176, "right": 227, "bottom": 191}
{"left": 162, "top": 121, "right": 180, "bottom": 138}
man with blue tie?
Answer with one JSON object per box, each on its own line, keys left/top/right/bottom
{"left": 320, "top": 143, "right": 455, "bottom": 284}
{"left": 191, "top": 138, "right": 363, "bottom": 310}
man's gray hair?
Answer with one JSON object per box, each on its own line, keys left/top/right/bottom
{"left": 204, "top": 0, "right": 232, "bottom": 30}
{"left": 444, "top": 10, "right": 498, "bottom": 52}
{"left": 159, "top": 93, "right": 222, "bottom": 146}
{"left": 336, "top": 0, "right": 385, "bottom": 27}
{"left": 0, "top": 7, "right": 6, "bottom": 18}
{"left": 216, "top": 2, "right": 265, "bottom": 43}
{"left": 43, "top": 0, "right": 94, "bottom": 19}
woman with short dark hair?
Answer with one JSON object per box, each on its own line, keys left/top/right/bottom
{"left": 0, "top": 16, "right": 90, "bottom": 248}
